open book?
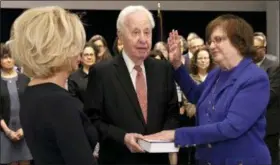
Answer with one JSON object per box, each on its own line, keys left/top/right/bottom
{"left": 138, "top": 139, "right": 179, "bottom": 153}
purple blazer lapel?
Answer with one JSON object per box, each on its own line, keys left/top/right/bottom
{"left": 196, "top": 58, "right": 253, "bottom": 107}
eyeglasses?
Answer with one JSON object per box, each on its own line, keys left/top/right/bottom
{"left": 197, "top": 57, "right": 209, "bottom": 60}
{"left": 254, "top": 46, "right": 265, "bottom": 50}
{"left": 96, "top": 45, "right": 104, "bottom": 49}
{"left": 190, "top": 45, "right": 204, "bottom": 50}
{"left": 83, "top": 53, "right": 95, "bottom": 57}
{"left": 206, "top": 36, "right": 227, "bottom": 46}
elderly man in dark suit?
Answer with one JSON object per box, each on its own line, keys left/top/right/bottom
{"left": 253, "top": 32, "right": 279, "bottom": 164}
{"left": 266, "top": 65, "right": 280, "bottom": 165}
{"left": 84, "top": 5, "right": 179, "bottom": 165}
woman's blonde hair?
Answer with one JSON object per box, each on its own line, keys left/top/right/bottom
{"left": 10, "top": 6, "right": 86, "bottom": 78}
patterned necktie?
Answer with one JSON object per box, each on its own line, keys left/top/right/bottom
{"left": 134, "top": 65, "right": 148, "bottom": 123}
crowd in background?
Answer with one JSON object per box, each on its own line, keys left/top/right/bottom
{"left": 0, "top": 5, "right": 280, "bottom": 165}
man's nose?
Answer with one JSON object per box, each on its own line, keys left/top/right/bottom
{"left": 139, "top": 32, "right": 146, "bottom": 43}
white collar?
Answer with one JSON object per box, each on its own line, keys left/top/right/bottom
{"left": 122, "top": 51, "right": 145, "bottom": 74}
{"left": 256, "top": 56, "right": 266, "bottom": 67}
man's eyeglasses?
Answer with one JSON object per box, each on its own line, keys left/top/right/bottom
{"left": 254, "top": 46, "right": 265, "bottom": 50}
{"left": 190, "top": 45, "right": 204, "bottom": 50}
{"left": 96, "top": 45, "right": 104, "bottom": 49}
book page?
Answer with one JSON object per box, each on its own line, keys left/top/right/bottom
{"left": 141, "top": 139, "right": 172, "bottom": 143}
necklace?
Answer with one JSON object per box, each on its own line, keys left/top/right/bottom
{"left": 209, "top": 73, "right": 221, "bottom": 111}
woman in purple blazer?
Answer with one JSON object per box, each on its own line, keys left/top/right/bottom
{"left": 145, "top": 14, "right": 271, "bottom": 165}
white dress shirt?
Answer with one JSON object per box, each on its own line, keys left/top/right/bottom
{"left": 122, "top": 51, "right": 147, "bottom": 90}
{"left": 256, "top": 56, "right": 266, "bottom": 67}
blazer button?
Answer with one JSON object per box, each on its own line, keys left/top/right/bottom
{"left": 208, "top": 144, "right": 212, "bottom": 148}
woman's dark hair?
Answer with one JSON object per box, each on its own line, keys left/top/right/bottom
{"left": 112, "top": 37, "right": 122, "bottom": 56}
{"left": 205, "top": 14, "right": 256, "bottom": 57}
{"left": 0, "top": 43, "right": 11, "bottom": 59}
{"left": 1, "top": 43, "right": 13, "bottom": 69}
{"left": 88, "top": 34, "right": 112, "bottom": 62}
{"left": 83, "top": 42, "right": 100, "bottom": 57}
{"left": 89, "top": 34, "right": 108, "bottom": 48}
{"left": 149, "top": 50, "right": 166, "bottom": 60}
{"left": 190, "top": 47, "right": 215, "bottom": 75}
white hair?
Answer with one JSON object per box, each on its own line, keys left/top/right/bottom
{"left": 116, "top": 5, "right": 155, "bottom": 32}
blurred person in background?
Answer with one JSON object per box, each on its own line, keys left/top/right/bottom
{"left": 68, "top": 42, "right": 99, "bottom": 104}
{"left": 188, "top": 37, "right": 204, "bottom": 60}
{"left": 253, "top": 32, "right": 277, "bottom": 72}
{"left": 266, "top": 64, "right": 280, "bottom": 165}
{"left": 153, "top": 41, "right": 169, "bottom": 59}
{"left": 189, "top": 47, "right": 215, "bottom": 83}
{"left": 179, "top": 35, "right": 188, "bottom": 55}
{"left": 253, "top": 32, "right": 279, "bottom": 165}
{"left": 185, "top": 32, "right": 199, "bottom": 59}
{"left": 0, "top": 43, "right": 32, "bottom": 165}
{"left": 89, "top": 35, "right": 112, "bottom": 63}
{"left": 149, "top": 49, "right": 166, "bottom": 60}
{"left": 253, "top": 32, "right": 278, "bottom": 63}
{"left": 112, "top": 36, "right": 123, "bottom": 56}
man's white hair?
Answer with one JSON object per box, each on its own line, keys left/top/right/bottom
{"left": 116, "top": 5, "right": 155, "bottom": 32}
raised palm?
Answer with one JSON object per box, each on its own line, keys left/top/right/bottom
{"left": 168, "top": 30, "right": 182, "bottom": 69}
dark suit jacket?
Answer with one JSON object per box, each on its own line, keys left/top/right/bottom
{"left": 266, "top": 66, "right": 280, "bottom": 135}
{"left": 68, "top": 67, "right": 88, "bottom": 103}
{"left": 259, "top": 58, "right": 278, "bottom": 136}
{"left": 84, "top": 55, "right": 179, "bottom": 164}
{"left": 260, "top": 57, "right": 277, "bottom": 72}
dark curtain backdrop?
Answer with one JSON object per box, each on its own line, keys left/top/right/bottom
{"left": 1, "top": 8, "right": 266, "bottom": 53}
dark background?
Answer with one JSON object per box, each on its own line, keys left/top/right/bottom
{"left": 1, "top": 8, "right": 266, "bottom": 52}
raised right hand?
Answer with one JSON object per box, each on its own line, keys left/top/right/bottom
{"left": 168, "top": 30, "right": 182, "bottom": 69}
{"left": 124, "top": 133, "right": 145, "bottom": 153}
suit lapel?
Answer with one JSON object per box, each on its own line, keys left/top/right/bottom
{"left": 113, "top": 55, "right": 146, "bottom": 125}
{"left": 197, "top": 58, "right": 253, "bottom": 106}
{"left": 215, "top": 58, "right": 253, "bottom": 96}
{"left": 260, "top": 57, "right": 269, "bottom": 71}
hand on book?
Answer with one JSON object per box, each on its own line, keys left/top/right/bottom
{"left": 124, "top": 133, "right": 145, "bottom": 153}
{"left": 144, "top": 130, "right": 175, "bottom": 142}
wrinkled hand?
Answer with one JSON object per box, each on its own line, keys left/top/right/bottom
{"left": 144, "top": 130, "right": 175, "bottom": 142}
{"left": 124, "top": 133, "right": 145, "bottom": 153}
{"left": 168, "top": 30, "right": 182, "bottom": 69}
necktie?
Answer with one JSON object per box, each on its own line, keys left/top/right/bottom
{"left": 134, "top": 65, "right": 148, "bottom": 123}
